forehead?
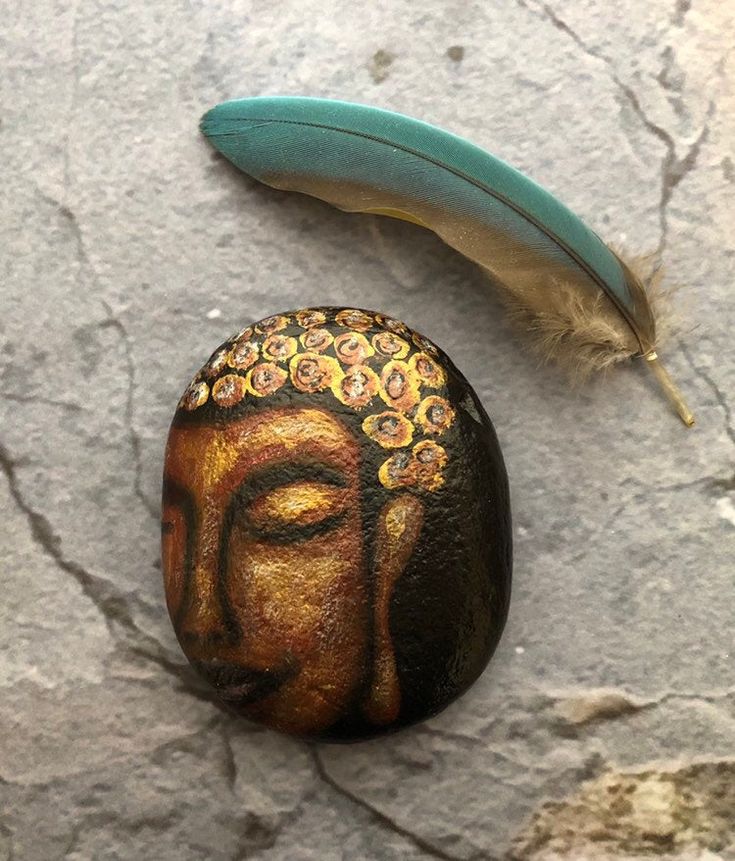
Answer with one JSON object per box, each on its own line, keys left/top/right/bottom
{"left": 164, "top": 407, "right": 359, "bottom": 493}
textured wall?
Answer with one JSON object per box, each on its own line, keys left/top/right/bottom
{"left": 1, "top": 0, "right": 734, "bottom": 858}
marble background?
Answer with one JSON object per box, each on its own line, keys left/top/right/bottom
{"left": 2, "top": 0, "right": 734, "bottom": 858}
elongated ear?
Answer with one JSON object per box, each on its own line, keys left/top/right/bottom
{"left": 362, "top": 493, "right": 424, "bottom": 725}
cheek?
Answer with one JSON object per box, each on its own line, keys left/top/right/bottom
{"left": 161, "top": 507, "right": 187, "bottom": 618}
{"left": 224, "top": 513, "right": 368, "bottom": 654}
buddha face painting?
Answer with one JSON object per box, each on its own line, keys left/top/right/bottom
{"left": 162, "top": 308, "right": 512, "bottom": 741}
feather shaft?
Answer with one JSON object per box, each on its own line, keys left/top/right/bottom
{"left": 644, "top": 354, "right": 695, "bottom": 427}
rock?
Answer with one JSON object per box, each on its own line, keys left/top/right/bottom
{"left": 162, "top": 308, "right": 512, "bottom": 740}
{"left": 509, "top": 761, "right": 735, "bottom": 860}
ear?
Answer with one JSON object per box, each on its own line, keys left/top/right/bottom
{"left": 362, "top": 493, "right": 424, "bottom": 725}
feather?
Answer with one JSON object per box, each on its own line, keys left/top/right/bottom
{"left": 200, "top": 96, "right": 694, "bottom": 426}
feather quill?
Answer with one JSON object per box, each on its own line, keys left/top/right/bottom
{"left": 200, "top": 96, "right": 693, "bottom": 425}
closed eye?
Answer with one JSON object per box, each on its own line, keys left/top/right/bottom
{"left": 246, "top": 481, "right": 350, "bottom": 544}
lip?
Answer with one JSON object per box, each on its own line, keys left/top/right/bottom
{"left": 191, "top": 658, "right": 297, "bottom": 705}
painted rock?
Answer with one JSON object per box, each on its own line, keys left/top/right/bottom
{"left": 162, "top": 308, "right": 512, "bottom": 741}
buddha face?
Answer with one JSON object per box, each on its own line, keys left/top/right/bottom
{"left": 162, "top": 308, "right": 512, "bottom": 740}
{"left": 162, "top": 406, "right": 423, "bottom": 736}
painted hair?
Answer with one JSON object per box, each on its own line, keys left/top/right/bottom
{"left": 176, "top": 308, "right": 456, "bottom": 494}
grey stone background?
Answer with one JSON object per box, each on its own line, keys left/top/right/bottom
{"left": 2, "top": 0, "right": 733, "bottom": 858}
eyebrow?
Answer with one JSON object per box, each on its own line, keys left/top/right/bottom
{"left": 233, "top": 461, "right": 348, "bottom": 508}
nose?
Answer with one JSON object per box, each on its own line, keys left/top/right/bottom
{"left": 176, "top": 503, "right": 233, "bottom": 647}
{"left": 176, "top": 569, "right": 231, "bottom": 646}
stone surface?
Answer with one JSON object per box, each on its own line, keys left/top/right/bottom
{"left": 1, "top": 0, "right": 733, "bottom": 857}
{"left": 162, "top": 309, "right": 511, "bottom": 740}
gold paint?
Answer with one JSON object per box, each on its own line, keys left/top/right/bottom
{"left": 231, "top": 325, "right": 253, "bottom": 341}
{"left": 179, "top": 380, "right": 209, "bottom": 411}
{"left": 299, "top": 328, "right": 334, "bottom": 352}
{"left": 384, "top": 503, "right": 407, "bottom": 541}
{"left": 289, "top": 352, "right": 342, "bottom": 393}
{"left": 363, "top": 493, "right": 424, "bottom": 725}
{"left": 379, "top": 360, "right": 421, "bottom": 413}
{"left": 166, "top": 408, "right": 357, "bottom": 491}
{"left": 245, "top": 362, "right": 288, "bottom": 397}
{"left": 415, "top": 395, "right": 455, "bottom": 434}
{"left": 227, "top": 338, "right": 259, "bottom": 370}
{"left": 163, "top": 408, "right": 370, "bottom": 736}
{"left": 262, "top": 334, "right": 298, "bottom": 362}
{"left": 411, "top": 332, "right": 439, "bottom": 357}
{"left": 409, "top": 352, "right": 446, "bottom": 387}
{"left": 166, "top": 310, "right": 468, "bottom": 734}
{"left": 334, "top": 331, "right": 374, "bottom": 365}
{"left": 248, "top": 481, "right": 348, "bottom": 528}
{"left": 377, "top": 441, "right": 447, "bottom": 491}
{"left": 335, "top": 309, "right": 373, "bottom": 331}
{"left": 177, "top": 309, "right": 456, "bottom": 493}
{"left": 295, "top": 309, "right": 327, "bottom": 328}
{"left": 413, "top": 440, "right": 447, "bottom": 491}
{"left": 378, "top": 451, "right": 414, "bottom": 489}
{"left": 203, "top": 347, "right": 229, "bottom": 377}
{"left": 255, "top": 314, "right": 290, "bottom": 335}
{"left": 211, "top": 374, "right": 248, "bottom": 407}
{"left": 160, "top": 505, "right": 186, "bottom": 617}
{"left": 372, "top": 331, "right": 410, "bottom": 359}
{"left": 362, "top": 411, "right": 415, "bottom": 449}
{"left": 375, "top": 314, "right": 409, "bottom": 336}
{"left": 332, "top": 365, "right": 379, "bottom": 409}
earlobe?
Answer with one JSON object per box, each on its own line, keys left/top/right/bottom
{"left": 362, "top": 493, "right": 424, "bottom": 725}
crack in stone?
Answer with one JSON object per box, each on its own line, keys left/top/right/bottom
{"left": 565, "top": 452, "right": 735, "bottom": 569}
{"left": 0, "top": 821, "right": 14, "bottom": 861}
{"left": 656, "top": 110, "right": 711, "bottom": 255}
{"left": 33, "top": 185, "right": 159, "bottom": 523}
{"left": 146, "top": 714, "right": 224, "bottom": 765}
{"left": 617, "top": 85, "right": 709, "bottom": 257}
{"left": 672, "top": 0, "right": 692, "bottom": 26}
{"left": 656, "top": 47, "right": 687, "bottom": 119}
{"left": 565, "top": 466, "right": 727, "bottom": 568}
{"left": 515, "top": 0, "right": 711, "bottom": 257}
{"left": 414, "top": 726, "right": 540, "bottom": 772}
{"left": 220, "top": 723, "right": 238, "bottom": 793}
{"left": 415, "top": 724, "right": 492, "bottom": 750}
{"left": 125, "top": 645, "right": 225, "bottom": 708}
{"left": 652, "top": 687, "right": 735, "bottom": 711}
{"left": 0, "top": 441, "right": 219, "bottom": 709}
{"left": 4, "top": 393, "right": 83, "bottom": 412}
{"left": 229, "top": 813, "right": 285, "bottom": 860}
{"left": 63, "top": 823, "right": 80, "bottom": 859}
{"left": 99, "top": 300, "right": 159, "bottom": 521}
{"left": 228, "top": 769, "right": 318, "bottom": 861}
{"left": 550, "top": 686, "right": 735, "bottom": 729}
{"left": 63, "top": 0, "right": 83, "bottom": 194}
{"left": 656, "top": 47, "right": 679, "bottom": 94}
{"left": 679, "top": 341, "right": 735, "bottom": 446}
{"left": 309, "top": 748, "right": 482, "bottom": 861}
{"left": 0, "top": 441, "right": 147, "bottom": 639}
{"left": 69, "top": 809, "right": 183, "bottom": 847}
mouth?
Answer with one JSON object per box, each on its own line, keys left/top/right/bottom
{"left": 192, "top": 658, "right": 297, "bottom": 705}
